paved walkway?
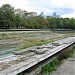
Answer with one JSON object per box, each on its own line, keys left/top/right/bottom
{"left": 51, "top": 53, "right": 75, "bottom": 75}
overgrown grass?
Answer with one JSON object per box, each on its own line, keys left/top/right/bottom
{"left": 0, "top": 38, "right": 55, "bottom": 56}
{"left": 42, "top": 57, "right": 59, "bottom": 75}
{"left": 63, "top": 46, "right": 75, "bottom": 58}
{"left": 42, "top": 46, "right": 75, "bottom": 75}
{"left": 13, "top": 39, "right": 54, "bottom": 51}
{"left": 17, "top": 45, "right": 75, "bottom": 75}
{"left": 0, "top": 31, "right": 74, "bottom": 56}
{"left": 0, "top": 33, "right": 8, "bottom": 39}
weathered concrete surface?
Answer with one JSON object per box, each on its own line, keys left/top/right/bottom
{"left": 0, "top": 37, "right": 75, "bottom": 75}
{"left": 51, "top": 53, "right": 75, "bottom": 75}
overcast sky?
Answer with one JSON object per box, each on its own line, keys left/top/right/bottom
{"left": 0, "top": 0, "right": 75, "bottom": 18}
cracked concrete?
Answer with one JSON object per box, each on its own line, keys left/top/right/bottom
{"left": 51, "top": 51, "right": 75, "bottom": 75}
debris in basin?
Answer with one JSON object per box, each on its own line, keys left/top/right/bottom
{"left": 12, "top": 51, "right": 23, "bottom": 55}
{"left": 29, "top": 49, "right": 36, "bottom": 52}
{"left": 37, "top": 44, "right": 54, "bottom": 49}
{"left": 52, "top": 42, "right": 60, "bottom": 46}
{"left": 35, "top": 48, "right": 48, "bottom": 54}
{"left": 29, "top": 47, "right": 48, "bottom": 54}
{"left": 41, "top": 44, "right": 54, "bottom": 49}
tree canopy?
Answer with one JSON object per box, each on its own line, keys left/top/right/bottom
{"left": 0, "top": 4, "right": 75, "bottom": 30}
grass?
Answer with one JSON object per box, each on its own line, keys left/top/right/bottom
{"left": 0, "top": 31, "right": 74, "bottom": 56}
{"left": 63, "top": 46, "right": 75, "bottom": 58}
{"left": 41, "top": 45, "right": 75, "bottom": 75}
{"left": 42, "top": 57, "right": 59, "bottom": 75}
{"left": 0, "top": 33, "right": 8, "bottom": 39}
{"left": 0, "top": 37, "right": 65, "bottom": 56}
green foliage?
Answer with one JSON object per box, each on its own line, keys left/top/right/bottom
{"left": 0, "top": 4, "right": 75, "bottom": 29}
{"left": 0, "top": 33, "right": 8, "bottom": 39}
{"left": 42, "top": 46, "right": 75, "bottom": 75}
{"left": 0, "top": 4, "right": 15, "bottom": 28}
{"left": 42, "top": 58, "right": 59, "bottom": 74}
{"left": 64, "top": 46, "right": 75, "bottom": 58}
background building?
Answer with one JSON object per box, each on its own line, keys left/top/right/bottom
{"left": 52, "top": 12, "right": 60, "bottom": 18}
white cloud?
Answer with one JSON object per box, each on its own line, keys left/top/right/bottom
{"left": 50, "top": 0, "right": 74, "bottom": 8}
{"left": 0, "top": 0, "right": 75, "bottom": 18}
{"left": 61, "top": 13, "right": 74, "bottom": 18}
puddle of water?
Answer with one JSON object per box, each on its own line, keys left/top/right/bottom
{"left": 0, "top": 47, "right": 19, "bottom": 58}
{"left": 0, "top": 53, "right": 12, "bottom": 58}
{"left": 0, "top": 48, "right": 18, "bottom": 54}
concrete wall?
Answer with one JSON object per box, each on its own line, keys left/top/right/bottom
{"left": 18, "top": 43, "right": 75, "bottom": 75}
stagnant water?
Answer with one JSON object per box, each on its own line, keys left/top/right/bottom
{"left": 0, "top": 47, "right": 18, "bottom": 58}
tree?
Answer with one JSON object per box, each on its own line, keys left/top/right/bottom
{"left": 69, "top": 18, "right": 75, "bottom": 29}
{"left": 62, "top": 18, "right": 70, "bottom": 29}
{"left": 56, "top": 18, "right": 63, "bottom": 29}
{"left": 0, "top": 4, "right": 75, "bottom": 30}
{"left": 0, "top": 4, "right": 15, "bottom": 28}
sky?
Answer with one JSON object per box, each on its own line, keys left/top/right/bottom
{"left": 0, "top": 0, "right": 75, "bottom": 18}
